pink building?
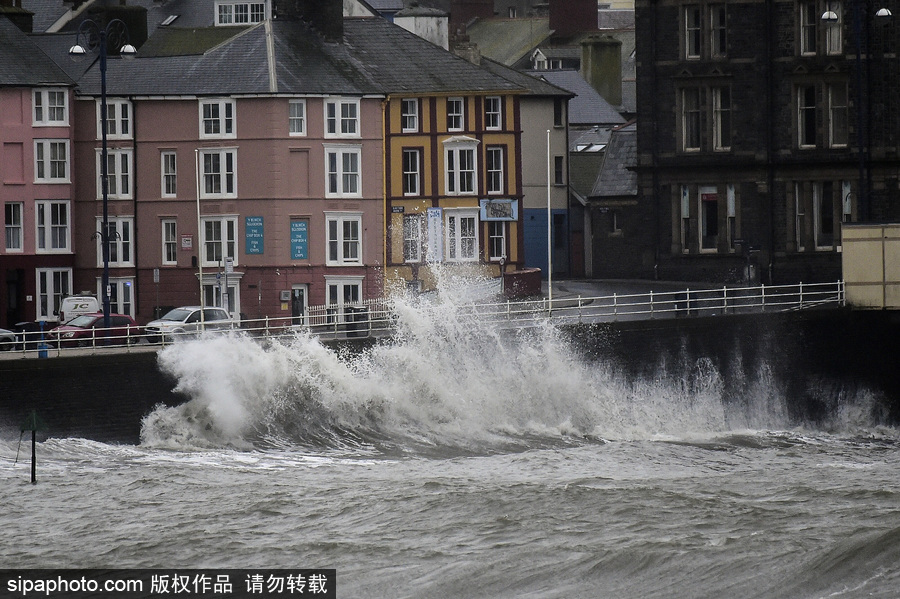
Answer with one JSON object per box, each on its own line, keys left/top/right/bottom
{"left": 0, "top": 18, "right": 77, "bottom": 327}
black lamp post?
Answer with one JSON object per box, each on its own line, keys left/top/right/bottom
{"left": 69, "top": 19, "right": 136, "bottom": 331}
{"left": 823, "top": 2, "right": 892, "bottom": 222}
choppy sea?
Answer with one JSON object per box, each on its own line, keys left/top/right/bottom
{"left": 2, "top": 281, "right": 898, "bottom": 598}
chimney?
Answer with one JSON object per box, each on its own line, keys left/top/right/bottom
{"left": 450, "top": 32, "right": 480, "bottom": 65}
{"left": 274, "top": 0, "right": 343, "bottom": 41}
{"left": 550, "top": 0, "right": 597, "bottom": 38}
{"left": 580, "top": 34, "right": 622, "bottom": 108}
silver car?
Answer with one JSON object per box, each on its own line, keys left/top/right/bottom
{"left": 144, "top": 306, "right": 234, "bottom": 343}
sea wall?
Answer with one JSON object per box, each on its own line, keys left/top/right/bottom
{"left": 1, "top": 309, "right": 898, "bottom": 444}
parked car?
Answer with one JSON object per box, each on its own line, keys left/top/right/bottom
{"left": 48, "top": 313, "right": 141, "bottom": 348}
{"left": 58, "top": 295, "right": 100, "bottom": 324}
{"left": 0, "top": 327, "right": 16, "bottom": 351}
{"left": 143, "top": 306, "right": 234, "bottom": 343}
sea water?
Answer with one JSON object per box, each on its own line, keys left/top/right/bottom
{"left": 1, "top": 279, "right": 899, "bottom": 598}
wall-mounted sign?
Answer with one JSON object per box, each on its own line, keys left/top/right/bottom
{"left": 392, "top": 206, "right": 405, "bottom": 213}
{"left": 181, "top": 234, "right": 192, "bottom": 251}
{"left": 291, "top": 219, "right": 308, "bottom": 260}
{"left": 479, "top": 199, "right": 518, "bottom": 221}
{"left": 245, "top": 216, "right": 264, "bottom": 254}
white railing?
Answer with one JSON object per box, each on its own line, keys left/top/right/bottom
{"left": 1, "top": 281, "right": 845, "bottom": 358}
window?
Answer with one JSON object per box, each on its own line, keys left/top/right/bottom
{"left": 815, "top": 182, "right": 835, "bottom": 249}
{"left": 200, "top": 149, "right": 237, "bottom": 198}
{"left": 710, "top": 4, "right": 727, "bottom": 57}
{"left": 828, "top": 82, "right": 848, "bottom": 147}
{"left": 33, "top": 89, "right": 68, "bottom": 126}
{"left": 201, "top": 216, "right": 237, "bottom": 266}
{"left": 486, "top": 146, "right": 505, "bottom": 194}
{"left": 798, "top": 84, "right": 817, "bottom": 148}
{"left": 162, "top": 219, "right": 177, "bottom": 265}
{"left": 445, "top": 209, "right": 479, "bottom": 262}
{"left": 794, "top": 183, "right": 806, "bottom": 251}
{"left": 325, "top": 98, "right": 360, "bottom": 137}
{"left": 5, "top": 203, "right": 23, "bottom": 252}
{"left": 98, "top": 99, "right": 131, "bottom": 139}
{"left": 199, "top": 99, "right": 235, "bottom": 138}
{"left": 107, "top": 278, "right": 135, "bottom": 317}
{"left": 488, "top": 221, "right": 506, "bottom": 261}
{"left": 402, "top": 148, "right": 420, "bottom": 196}
{"left": 403, "top": 213, "right": 423, "bottom": 262}
{"left": 699, "top": 187, "right": 719, "bottom": 251}
{"left": 325, "top": 146, "right": 361, "bottom": 197}
{"left": 825, "top": 1, "right": 842, "bottom": 54}
{"left": 37, "top": 268, "right": 71, "bottom": 321}
{"left": 682, "top": 88, "right": 701, "bottom": 151}
{"left": 800, "top": 1, "right": 818, "bottom": 55}
{"left": 713, "top": 87, "right": 731, "bottom": 150}
{"left": 97, "top": 149, "right": 132, "bottom": 199}
{"left": 161, "top": 152, "right": 177, "bottom": 197}
{"left": 36, "top": 200, "right": 69, "bottom": 253}
{"left": 325, "top": 277, "right": 363, "bottom": 317}
{"left": 485, "top": 96, "right": 502, "bottom": 130}
{"left": 554, "top": 99, "right": 565, "bottom": 127}
{"left": 216, "top": 1, "right": 266, "bottom": 25}
{"left": 727, "top": 184, "right": 737, "bottom": 250}
{"left": 685, "top": 5, "right": 701, "bottom": 58}
{"left": 96, "top": 217, "right": 134, "bottom": 267}
{"left": 326, "top": 212, "right": 362, "bottom": 266}
{"left": 681, "top": 186, "right": 691, "bottom": 252}
{"left": 34, "top": 140, "right": 69, "bottom": 182}
{"left": 445, "top": 141, "right": 477, "bottom": 195}
{"left": 447, "top": 97, "right": 464, "bottom": 131}
{"left": 289, "top": 99, "right": 306, "bottom": 135}
{"left": 554, "top": 155, "right": 565, "bottom": 186}
{"left": 401, "top": 99, "right": 418, "bottom": 132}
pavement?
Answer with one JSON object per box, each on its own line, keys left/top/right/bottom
{"left": 542, "top": 279, "right": 696, "bottom": 303}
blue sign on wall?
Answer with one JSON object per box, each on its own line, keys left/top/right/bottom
{"left": 291, "top": 219, "right": 308, "bottom": 260}
{"left": 245, "top": 216, "right": 264, "bottom": 254}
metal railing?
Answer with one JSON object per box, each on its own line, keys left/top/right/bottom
{"left": 0, "top": 281, "right": 845, "bottom": 358}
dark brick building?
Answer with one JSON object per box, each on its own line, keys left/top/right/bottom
{"left": 629, "top": 0, "right": 900, "bottom": 284}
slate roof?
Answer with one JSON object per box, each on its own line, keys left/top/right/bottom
{"left": 0, "top": 17, "right": 74, "bottom": 87}
{"left": 20, "top": 0, "right": 68, "bottom": 33}
{"left": 478, "top": 57, "right": 573, "bottom": 99}
{"left": 590, "top": 122, "right": 637, "bottom": 199}
{"left": 70, "top": 16, "right": 525, "bottom": 98}
{"left": 465, "top": 18, "right": 553, "bottom": 68}
{"left": 525, "top": 69, "right": 625, "bottom": 126}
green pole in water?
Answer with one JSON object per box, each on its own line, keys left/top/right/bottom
{"left": 19, "top": 411, "right": 47, "bottom": 484}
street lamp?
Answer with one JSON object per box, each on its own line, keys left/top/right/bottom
{"left": 68, "top": 19, "right": 136, "bottom": 331}
{"left": 823, "top": 2, "right": 892, "bottom": 222}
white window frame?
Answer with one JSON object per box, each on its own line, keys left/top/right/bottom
{"left": 699, "top": 186, "right": 719, "bottom": 252}
{"left": 200, "top": 215, "right": 238, "bottom": 267}
{"left": 96, "top": 148, "right": 133, "bottom": 199}
{"left": 814, "top": 183, "right": 835, "bottom": 250}
{"left": 444, "top": 137, "right": 479, "bottom": 195}
{"left": 401, "top": 98, "right": 419, "bottom": 133}
{"left": 161, "top": 151, "right": 177, "bottom": 197}
{"left": 402, "top": 148, "right": 420, "bottom": 196}
{"left": 485, "top": 96, "right": 502, "bottom": 130}
{"left": 215, "top": 1, "right": 267, "bottom": 25}
{"left": 97, "top": 98, "right": 132, "bottom": 140}
{"left": 713, "top": 86, "right": 731, "bottom": 151}
{"left": 199, "top": 98, "right": 235, "bottom": 139}
{"left": 825, "top": 1, "right": 843, "bottom": 54}
{"left": 36, "top": 267, "right": 71, "bottom": 321}
{"left": 33, "top": 88, "right": 68, "bottom": 126}
{"left": 35, "top": 200, "right": 70, "bottom": 253}
{"left": 800, "top": 0, "right": 818, "bottom": 55}
{"left": 486, "top": 146, "right": 505, "bottom": 194}
{"left": 447, "top": 97, "right": 464, "bottom": 131}
{"left": 325, "top": 145, "right": 361, "bottom": 198}
{"left": 684, "top": 5, "right": 702, "bottom": 59}
{"left": 403, "top": 213, "right": 424, "bottom": 263}
{"left": 162, "top": 219, "right": 178, "bottom": 265}
{"left": 325, "top": 276, "right": 363, "bottom": 320}
{"left": 445, "top": 208, "right": 479, "bottom": 262}
{"left": 5, "top": 202, "right": 23, "bottom": 253}
{"left": 681, "top": 88, "right": 701, "bottom": 152}
{"left": 104, "top": 278, "right": 135, "bottom": 318}
{"left": 96, "top": 216, "right": 134, "bottom": 267}
{"left": 798, "top": 84, "right": 817, "bottom": 149}
{"left": 325, "top": 212, "right": 362, "bottom": 266}
{"left": 325, "top": 98, "right": 360, "bottom": 138}
{"left": 199, "top": 148, "right": 237, "bottom": 199}
{"left": 488, "top": 221, "right": 506, "bottom": 262}
{"left": 289, "top": 99, "right": 306, "bottom": 136}
{"left": 710, "top": 4, "right": 727, "bottom": 57}
{"left": 828, "top": 82, "right": 848, "bottom": 148}
{"left": 34, "top": 139, "right": 70, "bottom": 183}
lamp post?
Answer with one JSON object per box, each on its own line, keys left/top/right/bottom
{"left": 823, "top": 2, "right": 892, "bottom": 222}
{"left": 68, "top": 19, "right": 136, "bottom": 331}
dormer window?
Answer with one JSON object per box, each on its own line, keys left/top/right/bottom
{"left": 216, "top": 1, "right": 267, "bottom": 25}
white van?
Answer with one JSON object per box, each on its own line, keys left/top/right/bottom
{"left": 58, "top": 296, "right": 100, "bottom": 323}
